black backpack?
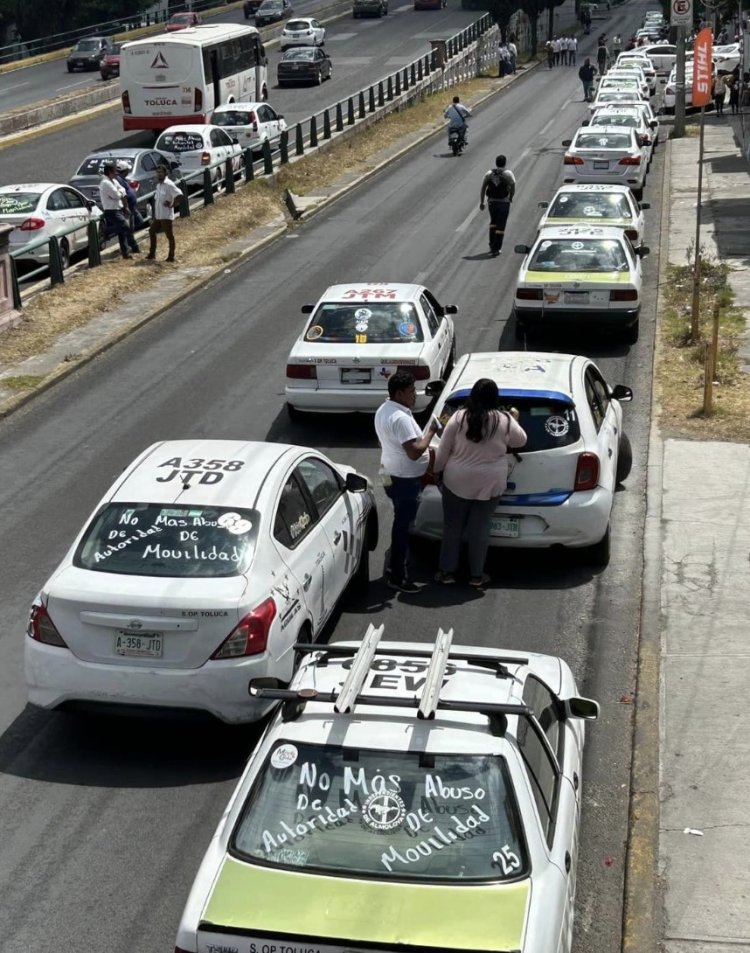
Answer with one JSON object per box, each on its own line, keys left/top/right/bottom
{"left": 486, "top": 169, "right": 510, "bottom": 200}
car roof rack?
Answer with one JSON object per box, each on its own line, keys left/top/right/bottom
{"left": 248, "top": 629, "right": 531, "bottom": 722}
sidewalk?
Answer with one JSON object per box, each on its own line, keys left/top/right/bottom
{"left": 653, "top": 119, "right": 750, "bottom": 953}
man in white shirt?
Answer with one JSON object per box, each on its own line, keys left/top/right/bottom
{"left": 99, "top": 162, "right": 139, "bottom": 259}
{"left": 374, "top": 371, "right": 437, "bottom": 593}
{"left": 147, "top": 164, "right": 182, "bottom": 262}
{"left": 569, "top": 35, "right": 578, "bottom": 66}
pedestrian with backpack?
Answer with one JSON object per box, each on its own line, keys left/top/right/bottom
{"left": 479, "top": 155, "right": 516, "bottom": 256}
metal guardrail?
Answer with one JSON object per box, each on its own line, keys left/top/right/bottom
{"left": 0, "top": 0, "right": 242, "bottom": 66}
{"left": 9, "top": 15, "right": 497, "bottom": 308}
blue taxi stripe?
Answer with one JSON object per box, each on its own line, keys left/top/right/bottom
{"left": 449, "top": 388, "right": 575, "bottom": 405}
{"left": 501, "top": 490, "right": 572, "bottom": 506}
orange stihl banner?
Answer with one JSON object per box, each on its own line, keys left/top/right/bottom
{"left": 692, "top": 27, "right": 713, "bottom": 108}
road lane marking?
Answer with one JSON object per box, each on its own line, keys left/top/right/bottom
{"left": 56, "top": 79, "right": 92, "bottom": 91}
{"left": 327, "top": 33, "right": 358, "bottom": 40}
{"left": 414, "top": 269, "right": 430, "bottom": 284}
{"left": 455, "top": 205, "right": 480, "bottom": 234}
{"left": 3, "top": 80, "right": 29, "bottom": 91}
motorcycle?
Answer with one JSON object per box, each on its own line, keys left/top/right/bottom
{"left": 448, "top": 126, "right": 466, "bottom": 156}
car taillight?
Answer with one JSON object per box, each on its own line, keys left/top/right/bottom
{"left": 618, "top": 155, "right": 641, "bottom": 165}
{"left": 610, "top": 289, "right": 639, "bottom": 301}
{"left": 574, "top": 452, "right": 600, "bottom": 491}
{"left": 211, "top": 598, "right": 277, "bottom": 659}
{"left": 624, "top": 228, "right": 639, "bottom": 242}
{"left": 28, "top": 604, "right": 68, "bottom": 648}
{"left": 516, "top": 288, "right": 543, "bottom": 300}
{"left": 412, "top": 364, "right": 431, "bottom": 381}
{"left": 286, "top": 363, "right": 317, "bottom": 379}
{"left": 194, "top": 87, "right": 203, "bottom": 112}
{"left": 201, "top": 151, "right": 211, "bottom": 165}
{"left": 122, "top": 90, "right": 131, "bottom": 114}
{"left": 128, "top": 180, "right": 139, "bottom": 192}
{"left": 564, "top": 154, "right": 585, "bottom": 165}
{"left": 19, "top": 217, "right": 45, "bottom": 231}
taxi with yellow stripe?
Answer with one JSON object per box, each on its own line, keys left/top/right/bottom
{"left": 536, "top": 185, "right": 649, "bottom": 248}
{"left": 174, "top": 630, "right": 599, "bottom": 953}
{"left": 513, "top": 225, "right": 648, "bottom": 344}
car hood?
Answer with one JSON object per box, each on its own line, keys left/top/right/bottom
{"left": 202, "top": 858, "right": 531, "bottom": 951}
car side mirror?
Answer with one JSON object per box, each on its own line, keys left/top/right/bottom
{"left": 537, "top": 201, "right": 549, "bottom": 209}
{"left": 514, "top": 244, "right": 530, "bottom": 254}
{"left": 170, "top": 160, "right": 181, "bottom": 170}
{"left": 301, "top": 304, "right": 314, "bottom": 314}
{"left": 649, "top": 120, "right": 658, "bottom": 128}
{"left": 581, "top": 119, "right": 590, "bottom": 125}
{"left": 638, "top": 245, "right": 650, "bottom": 257}
{"left": 611, "top": 383, "right": 633, "bottom": 402}
{"left": 639, "top": 201, "right": 650, "bottom": 209}
{"left": 85, "top": 200, "right": 95, "bottom": 210}
{"left": 345, "top": 472, "right": 368, "bottom": 494}
{"left": 561, "top": 139, "right": 572, "bottom": 147}
{"left": 564, "top": 696, "right": 600, "bottom": 720}
{"left": 444, "top": 304, "right": 458, "bottom": 314}
{"left": 278, "top": 113, "right": 284, "bottom": 119}
{"left": 231, "top": 136, "right": 239, "bottom": 145}
{"left": 248, "top": 676, "right": 286, "bottom": 696}
{"left": 425, "top": 380, "right": 446, "bottom": 398}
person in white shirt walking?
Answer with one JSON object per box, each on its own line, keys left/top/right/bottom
{"left": 99, "top": 162, "right": 139, "bottom": 260}
{"left": 374, "top": 371, "right": 437, "bottom": 593}
{"left": 147, "top": 165, "right": 182, "bottom": 263}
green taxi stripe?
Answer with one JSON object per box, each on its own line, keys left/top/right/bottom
{"left": 548, "top": 217, "right": 629, "bottom": 226}
{"left": 525, "top": 270, "right": 632, "bottom": 283}
{"left": 203, "top": 858, "right": 530, "bottom": 952}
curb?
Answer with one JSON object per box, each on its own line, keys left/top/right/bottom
{"left": 0, "top": 62, "right": 539, "bottom": 420}
{"left": 621, "top": 135, "right": 669, "bottom": 953}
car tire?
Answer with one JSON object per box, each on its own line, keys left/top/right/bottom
{"left": 97, "top": 221, "right": 107, "bottom": 250}
{"left": 348, "top": 541, "right": 370, "bottom": 598}
{"left": 59, "top": 238, "right": 70, "bottom": 271}
{"left": 616, "top": 432, "right": 633, "bottom": 483}
{"left": 633, "top": 187, "right": 644, "bottom": 201}
{"left": 67, "top": 65, "right": 73, "bottom": 73}
{"left": 514, "top": 319, "right": 527, "bottom": 341}
{"left": 444, "top": 339, "right": 456, "bottom": 379}
{"left": 623, "top": 318, "right": 639, "bottom": 344}
{"left": 586, "top": 524, "right": 611, "bottom": 567}
{"left": 315, "top": 69, "right": 323, "bottom": 85}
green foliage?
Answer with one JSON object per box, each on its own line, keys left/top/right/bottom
{"left": 0, "top": 0, "right": 155, "bottom": 42}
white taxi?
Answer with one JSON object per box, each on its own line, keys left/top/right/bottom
{"left": 209, "top": 102, "right": 287, "bottom": 155}
{"left": 413, "top": 352, "right": 633, "bottom": 565}
{"left": 513, "top": 225, "right": 647, "bottom": 343}
{"left": 561, "top": 127, "right": 648, "bottom": 198}
{"left": 537, "top": 184, "right": 649, "bottom": 248}
{"left": 175, "top": 629, "right": 599, "bottom": 953}
{"left": 25, "top": 440, "right": 377, "bottom": 723}
{"left": 285, "top": 283, "right": 458, "bottom": 419}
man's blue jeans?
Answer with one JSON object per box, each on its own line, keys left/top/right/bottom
{"left": 384, "top": 476, "right": 423, "bottom": 584}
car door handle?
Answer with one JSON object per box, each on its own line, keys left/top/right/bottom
{"left": 565, "top": 851, "right": 571, "bottom": 873}
{"left": 302, "top": 573, "right": 312, "bottom": 590}
{"left": 333, "top": 531, "right": 342, "bottom": 545}
{"left": 573, "top": 771, "right": 579, "bottom": 791}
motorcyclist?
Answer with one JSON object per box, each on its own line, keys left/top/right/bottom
{"left": 444, "top": 96, "right": 471, "bottom": 148}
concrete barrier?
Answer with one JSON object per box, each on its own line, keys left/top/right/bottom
{"left": 0, "top": 0, "right": 356, "bottom": 138}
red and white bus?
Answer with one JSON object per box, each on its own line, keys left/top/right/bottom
{"left": 120, "top": 23, "right": 268, "bottom": 132}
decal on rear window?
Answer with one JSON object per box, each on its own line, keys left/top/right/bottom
{"left": 305, "top": 325, "right": 323, "bottom": 341}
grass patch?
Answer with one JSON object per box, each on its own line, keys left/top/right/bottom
{"left": 0, "top": 375, "right": 46, "bottom": 392}
{"left": 656, "top": 257, "right": 750, "bottom": 440}
{"left": 0, "top": 75, "right": 494, "bottom": 373}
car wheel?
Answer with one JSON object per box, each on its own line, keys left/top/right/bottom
{"left": 293, "top": 622, "right": 313, "bottom": 671}
{"left": 444, "top": 339, "right": 456, "bottom": 379}
{"left": 632, "top": 187, "right": 644, "bottom": 201}
{"left": 327, "top": 64, "right": 332, "bottom": 80}
{"left": 348, "top": 541, "right": 370, "bottom": 598}
{"left": 59, "top": 238, "right": 70, "bottom": 271}
{"left": 97, "top": 221, "right": 107, "bottom": 250}
{"left": 586, "top": 524, "right": 611, "bottom": 567}
{"left": 315, "top": 69, "right": 323, "bottom": 85}
{"left": 514, "top": 319, "right": 527, "bottom": 341}
{"left": 624, "top": 318, "right": 639, "bottom": 344}
{"left": 67, "top": 65, "right": 73, "bottom": 73}
{"left": 286, "top": 402, "right": 304, "bottom": 422}
{"left": 616, "top": 432, "right": 633, "bottom": 484}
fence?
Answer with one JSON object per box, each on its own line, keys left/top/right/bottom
{"left": 9, "top": 15, "right": 498, "bottom": 310}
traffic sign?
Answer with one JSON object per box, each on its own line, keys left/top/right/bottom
{"left": 671, "top": 0, "right": 693, "bottom": 27}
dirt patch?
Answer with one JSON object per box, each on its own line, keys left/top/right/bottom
{"left": 655, "top": 258, "right": 750, "bottom": 441}
{"left": 0, "top": 76, "right": 494, "bottom": 374}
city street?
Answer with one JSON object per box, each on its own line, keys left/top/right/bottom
{"left": 0, "top": 3, "right": 662, "bottom": 951}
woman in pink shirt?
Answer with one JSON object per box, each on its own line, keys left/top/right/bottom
{"left": 433, "top": 378, "right": 527, "bottom": 588}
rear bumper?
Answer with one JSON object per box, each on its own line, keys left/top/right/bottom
{"left": 514, "top": 305, "right": 639, "bottom": 330}
{"left": 286, "top": 384, "right": 431, "bottom": 413}
{"left": 413, "top": 484, "right": 613, "bottom": 549}
{"left": 24, "top": 639, "right": 281, "bottom": 724}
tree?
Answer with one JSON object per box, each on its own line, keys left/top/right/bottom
{"left": 0, "top": 0, "right": 155, "bottom": 43}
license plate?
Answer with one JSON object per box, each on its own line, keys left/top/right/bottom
{"left": 114, "top": 631, "right": 163, "bottom": 658}
{"left": 341, "top": 368, "right": 371, "bottom": 384}
{"left": 564, "top": 291, "right": 589, "bottom": 304}
{"left": 490, "top": 516, "right": 520, "bottom": 538}
{"left": 593, "top": 161, "right": 609, "bottom": 169}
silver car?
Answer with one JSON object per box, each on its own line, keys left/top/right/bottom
{"left": 69, "top": 148, "right": 180, "bottom": 218}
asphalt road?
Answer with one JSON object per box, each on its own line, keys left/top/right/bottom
{"left": 0, "top": 0, "right": 346, "bottom": 115}
{"left": 0, "top": 3, "right": 479, "bottom": 186}
{"left": 0, "top": 2, "right": 663, "bottom": 951}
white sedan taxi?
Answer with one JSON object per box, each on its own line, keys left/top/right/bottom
{"left": 285, "top": 283, "right": 458, "bottom": 419}
{"left": 210, "top": 102, "right": 287, "bottom": 154}
{"left": 413, "top": 352, "right": 633, "bottom": 564}
{"left": 154, "top": 124, "right": 243, "bottom": 184}
{"left": 174, "top": 630, "right": 599, "bottom": 953}
{"left": 561, "top": 127, "right": 647, "bottom": 198}
{"left": 537, "top": 184, "right": 649, "bottom": 248}
{"left": 25, "top": 440, "right": 377, "bottom": 723}
{"left": 280, "top": 17, "right": 325, "bottom": 48}
{"left": 586, "top": 108, "right": 657, "bottom": 163}
{"left": 513, "top": 225, "right": 647, "bottom": 343}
